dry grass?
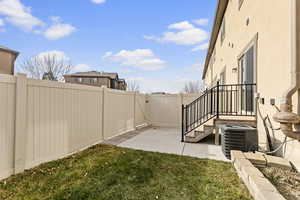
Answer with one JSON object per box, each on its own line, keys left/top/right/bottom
{"left": 259, "top": 167, "right": 300, "bottom": 200}
{"left": 0, "top": 144, "right": 252, "bottom": 200}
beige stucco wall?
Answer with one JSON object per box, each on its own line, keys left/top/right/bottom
{"left": 204, "top": 0, "right": 300, "bottom": 169}
{"left": 0, "top": 51, "right": 15, "bottom": 75}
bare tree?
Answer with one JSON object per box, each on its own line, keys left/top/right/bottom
{"left": 182, "top": 81, "right": 203, "bottom": 94}
{"left": 127, "top": 80, "right": 140, "bottom": 92}
{"left": 18, "top": 53, "right": 73, "bottom": 81}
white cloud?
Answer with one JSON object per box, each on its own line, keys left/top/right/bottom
{"left": 73, "top": 64, "right": 91, "bottom": 72}
{"left": 119, "top": 69, "right": 133, "bottom": 74}
{"left": 44, "top": 16, "right": 76, "bottom": 40}
{"left": 168, "top": 21, "right": 194, "bottom": 30}
{"left": 102, "top": 51, "right": 113, "bottom": 59}
{"left": 145, "top": 21, "right": 209, "bottom": 46}
{"left": 0, "top": 0, "right": 44, "bottom": 31}
{"left": 103, "top": 49, "right": 166, "bottom": 71}
{"left": 37, "top": 50, "right": 71, "bottom": 61}
{"left": 0, "top": 18, "right": 4, "bottom": 32}
{"left": 91, "top": 0, "right": 106, "bottom": 4}
{"left": 185, "top": 63, "right": 203, "bottom": 73}
{"left": 194, "top": 18, "right": 209, "bottom": 26}
{"left": 127, "top": 77, "right": 145, "bottom": 81}
{"left": 191, "top": 42, "right": 209, "bottom": 52}
{"left": 0, "top": 18, "right": 4, "bottom": 26}
{"left": 36, "top": 51, "right": 91, "bottom": 73}
{"left": 0, "top": 1, "right": 75, "bottom": 39}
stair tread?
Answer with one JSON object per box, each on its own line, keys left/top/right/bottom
{"left": 185, "top": 128, "right": 213, "bottom": 143}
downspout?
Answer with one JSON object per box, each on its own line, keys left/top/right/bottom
{"left": 273, "top": 0, "right": 300, "bottom": 140}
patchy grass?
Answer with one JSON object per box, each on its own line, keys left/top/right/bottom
{"left": 0, "top": 145, "right": 252, "bottom": 200}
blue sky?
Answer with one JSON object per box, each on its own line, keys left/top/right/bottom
{"left": 0, "top": 0, "right": 217, "bottom": 93}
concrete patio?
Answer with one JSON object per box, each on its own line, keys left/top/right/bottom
{"left": 107, "top": 127, "right": 228, "bottom": 162}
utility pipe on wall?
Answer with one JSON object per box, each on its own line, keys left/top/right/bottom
{"left": 273, "top": 0, "right": 300, "bottom": 140}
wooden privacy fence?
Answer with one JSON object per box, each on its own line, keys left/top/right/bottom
{"left": 0, "top": 74, "right": 200, "bottom": 180}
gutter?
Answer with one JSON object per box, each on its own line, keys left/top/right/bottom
{"left": 0, "top": 46, "right": 19, "bottom": 56}
{"left": 202, "top": 0, "right": 229, "bottom": 80}
{"left": 273, "top": 0, "right": 300, "bottom": 140}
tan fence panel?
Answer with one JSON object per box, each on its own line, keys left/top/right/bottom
{"left": 0, "top": 75, "right": 16, "bottom": 180}
{"left": 182, "top": 93, "right": 201, "bottom": 105}
{"left": 25, "top": 80, "right": 103, "bottom": 169}
{"left": 135, "top": 94, "right": 147, "bottom": 127}
{"left": 103, "top": 89, "right": 135, "bottom": 139}
{"left": 146, "top": 94, "right": 182, "bottom": 127}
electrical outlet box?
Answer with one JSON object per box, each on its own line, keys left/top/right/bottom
{"left": 270, "top": 98, "right": 276, "bottom": 106}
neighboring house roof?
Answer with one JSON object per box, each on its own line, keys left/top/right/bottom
{"left": 65, "top": 71, "right": 119, "bottom": 79}
{"left": 0, "top": 45, "right": 19, "bottom": 56}
{"left": 151, "top": 92, "right": 167, "bottom": 95}
{"left": 118, "top": 79, "right": 126, "bottom": 83}
{"left": 202, "top": 0, "right": 229, "bottom": 80}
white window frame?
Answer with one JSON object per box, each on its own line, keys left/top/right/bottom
{"left": 237, "top": 33, "right": 258, "bottom": 85}
{"left": 237, "top": 34, "right": 258, "bottom": 113}
{"left": 239, "top": 0, "right": 244, "bottom": 10}
{"left": 221, "top": 17, "right": 226, "bottom": 45}
{"left": 77, "top": 77, "right": 82, "bottom": 83}
{"left": 220, "top": 66, "right": 226, "bottom": 85}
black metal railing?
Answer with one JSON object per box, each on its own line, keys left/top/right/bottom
{"left": 181, "top": 82, "right": 257, "bottom": 142}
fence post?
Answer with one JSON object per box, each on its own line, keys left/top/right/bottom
{"left": 14, "top": 73, "right": 28, "bottom": 174}
{"left": 181, "top": 104, "right": 185, "bottom": 142}
{"left": 101, "top": 86, "right": 107, "bottom": 140}
{"left": 133, "top": 92, "right": 137, "bottom": 129}
{"left": 180, "top": 93, "right": 183, "bottom": 127}
{"left": 216, "top": 81, "right": 220, "bottom": 119}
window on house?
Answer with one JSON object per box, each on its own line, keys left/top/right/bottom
{"left": 212, "top": 76, "right": 218, "bottom": 87}
{"left": 82, "top": 78, "right": 89, "bottom": 83}
{"left": 238, "top": 46, "right": 254, "bottom": 85}
{"left": 212, "top": 48, "right": 216, "bottom": 64}
{"left": 220, "top": 67, "right": 226, "bottom": 84}
{"left": 219, "top": 68, "right": 226, "bottom": 113}
{"left": 91, "top": 78, "right": 97, "bottom": 83}
{"left": 238, "top": 46, "right": 255, "bottom": 113}
{"left": 239, "top": 0, "right": 244, "bottom": 10}
{"left": 77, "top": 77, "right": 82, "bottom": 82}
{"left": 221, "top": 17, "right": 226, "bottom": 45}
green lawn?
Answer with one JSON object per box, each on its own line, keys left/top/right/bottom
{"left": 0, "top": 144, "right": 252, "bottom": 200}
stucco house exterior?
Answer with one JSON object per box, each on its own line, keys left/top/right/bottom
{"left": 0, "top": 46, "right": 19, "bottom": 75}
{"left": 183, "top": 0, "right": 300, "bottom": 170}
{"left": 64, "top": 71, "right": 127, "bottom": 90}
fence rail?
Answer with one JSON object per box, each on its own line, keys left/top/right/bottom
{"left": 0, "top": 74, "right": 201, "bottom": 181}
{"left": 182, "top": 82, "right": 257, "bottom": 142}
{"left": 0, "top": 74, "right": 148, "bottom": 180}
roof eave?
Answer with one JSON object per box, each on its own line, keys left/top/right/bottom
{"left": 0, "top": 46, "right": 19, "bottom": 56}
{"left": 202, "top": 0, "right": 229, "bottom": 80}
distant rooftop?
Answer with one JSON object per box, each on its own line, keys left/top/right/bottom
{"left": 0, "top": 45, "right": 19, "bottom": 55}
{"left": 65, "top": 71, "right": 119, "bottom": 79}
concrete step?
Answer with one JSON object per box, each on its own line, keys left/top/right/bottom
{"left": 185, "top": 126, "right": 214, "bottom": 143}
{"left": 204, "top": 125, "right": 214, "bottom": 134}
